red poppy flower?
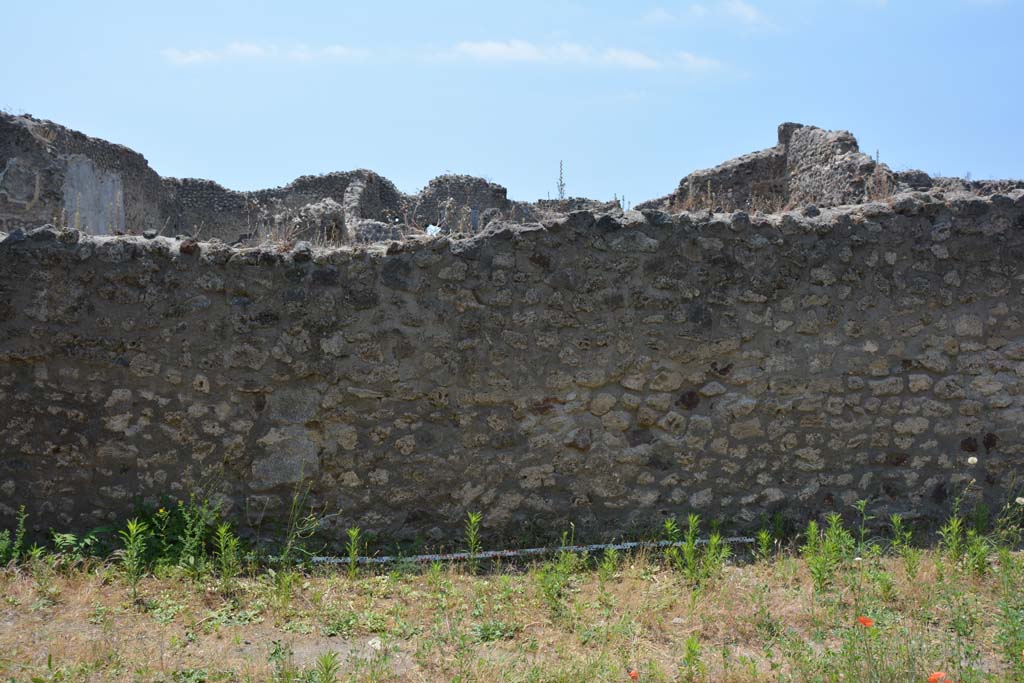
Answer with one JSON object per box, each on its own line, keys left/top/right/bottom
{"left": 857, "top": 615, "right": 874, "bottom": 628}
{"left": 927, "top": 672, "right": 950, "bottom": 683}
{"left": 628, "top": 669, "right": 639, "bottom": 681}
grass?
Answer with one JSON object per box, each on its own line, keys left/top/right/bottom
{"left": 0, "top": 500, "right": 1022, "bottom": 682}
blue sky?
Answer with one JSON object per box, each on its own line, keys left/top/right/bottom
{"left": 1, "top": 1, "right": 1020, "bottom": 203}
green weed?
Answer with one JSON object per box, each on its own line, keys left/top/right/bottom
{"left": 345, "top": 526, "right": 362, "bottom": 580}
{"left": 597, "top": 546, "right": 619, "bottom": 583}
{"left": 755, "top": 528, "right": 774, "bottom": 563}
{"left": 279, "top": 483, "right": 323, "bottom": 567}
{"left": 312, "top": 650, "right": 342, "bottom": 683}
{"left": 890, "top": 513, "right": 922, "bottom": 581}
{"left": 664, "top": 514, "right": 729, "bottom": 587}
{"left": 464, "top": 511, "right": 483, "bottom": 575}
{"left": 679, "top": 633, "right": 705, "bottom": 682}
{"left": 0, "top": 504, "right": 27, "bottom": 564}
{"left": 939, "top": 506, "right": 966, "bottom": 566}
{"left": 118, "top": 517, "right": 150, "bottom": 601}
{"left": 472, "top": 619, "right": 520, "bottom": 643}
{"left": 214, "top": 522, "right": 242, "bottom": 592}
{"left": 801, "top": 514, "right": 854, "bottom": 592}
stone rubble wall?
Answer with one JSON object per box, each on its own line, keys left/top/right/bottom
{"left": 0, "top": 113, "right": 173, "bottom": 236}
{"left": 410, "top": 175, "right": 538, "bottom": 235}
{"left": 12, "top": 111, "right": 1021, "bottom": 253}
{"left": 0, "top": 113, "right": 545, "bottom": 246}
{"left": 2, "top": 188, "right": 1023, "bottom": 548}
{"left": 643, "top": 123, "right": 901, "bottom": 214}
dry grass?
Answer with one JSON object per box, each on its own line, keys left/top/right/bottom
{"left": 1, "top": 546, "right": 1021, "bottom": 682}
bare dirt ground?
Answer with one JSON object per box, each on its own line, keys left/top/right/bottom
{"left": 1, "top": 546, "right": 1021, "bottom": 682}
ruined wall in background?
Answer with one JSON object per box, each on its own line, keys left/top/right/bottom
{"left": 1, "top": 189, "right": 1023, "bottom": 549}
{"left": 411, "top": 175, "right": 537, "bottom": 234}
{"left": 0, "top": 113, "right": 535, "bottom": 246}
{"left": 646, "top": 123, "right": 894, "bottom": 214}
{"left": 163, "top": 171, "right": 412, "bottom": 244}
{"left": 1, "top": 114, "right": 173, "bottom": 236}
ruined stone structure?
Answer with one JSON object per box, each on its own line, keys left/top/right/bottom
{"left": 9, "top": 111, "right": 1019, "bottom": 252}
{"left": 2, "top": 186, "right": 1024, "bottom": 547}
{"left": 1, "top": 115, "right": 1023, "bottom": 549}
{"left": 0, "top": 114, "right": 172, "bottom": 237}
{"left": 0, "top": 113, "right": 541, "bottom": 245}
{"left": 639, "top": 123, "right": 1024, "bottom": 214}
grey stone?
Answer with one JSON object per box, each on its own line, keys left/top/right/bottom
{"left": 1, "top": 228, "right": 25, "bottom": 245}
{"left": 699, "top": 382, "right": 727, "bottom": 397}
{"left": 251, "top": 427, "right": 320, "bottom": 491}
{"left": 954, "top": 314, "right": 984, "bottom": 337}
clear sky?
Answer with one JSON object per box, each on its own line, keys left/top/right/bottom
{"left": 2, "top": 1, "right": 1020, "bottom": 204}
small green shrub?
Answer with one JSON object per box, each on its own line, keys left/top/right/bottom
{"left": 51, "top": 526, "right": 110, "bottom": 569}
{"left": 146, "top": 496, "right": 218, "bottom": 576}
{"left": 267, "top": 639, "right": 298, "bottom": 682}
{"left": 824, "top": 512, "right": 856, "bottom": 560}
